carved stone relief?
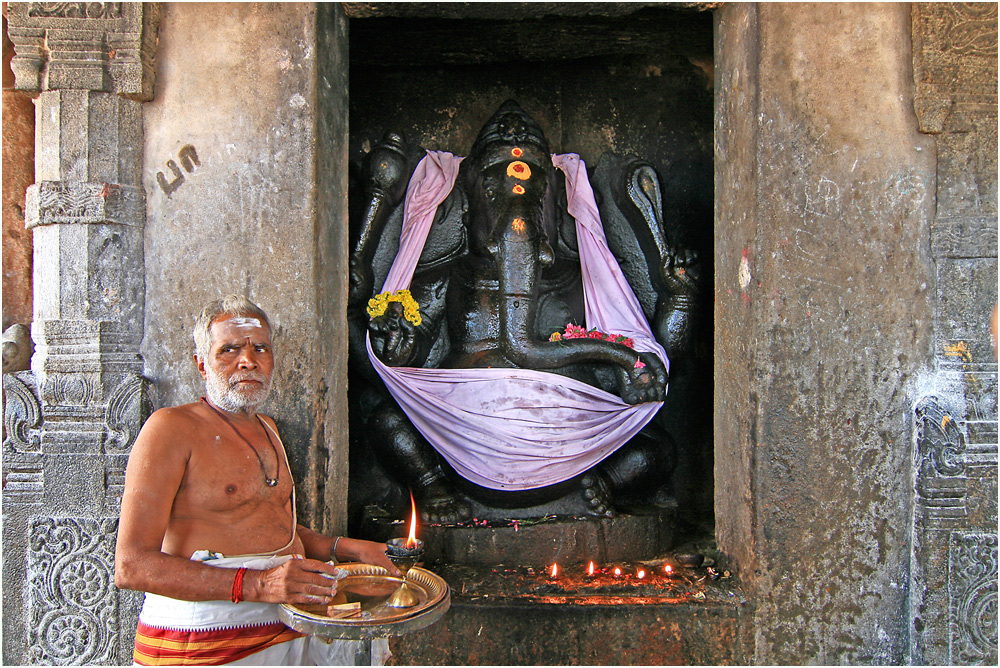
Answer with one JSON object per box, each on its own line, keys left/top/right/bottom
{"left": 25, "top": 182, "right": 145, "bottom": 229}
{"left": 911, "top": 4, "right": 998, "bottom": 664}
{"left": 27, "top": 517, "right": 120, "bottom": 666}
{"left": 3, "top": 372, "right": 44, "bottom": 507}
{"left": 103, "top": 372, "right": 151, "bottom": 454}
{"left": 949, "top": 533, "right": 998, "bottom": 664}
{"left": 3, "top": 372, "right": 43, "bottom": 454}
{"left": 28, "top": 3, "right": 124, "bottom": 19}
{"left": 5, "top": 2, "right": 160, "bottom": 100}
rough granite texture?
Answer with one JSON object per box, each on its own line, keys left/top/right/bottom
{"left": 715, "top": 4, "right": 938, "bottom": 664}
{"left": 140, "top": 2, "right": 349, "bottom": 534}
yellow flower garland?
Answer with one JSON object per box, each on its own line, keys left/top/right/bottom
{"left": 367, "top": 289, "right": 422, "bottom": 327}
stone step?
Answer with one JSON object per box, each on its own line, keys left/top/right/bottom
{"left": 387, "top": 563, "right": 749, "bottom": 665}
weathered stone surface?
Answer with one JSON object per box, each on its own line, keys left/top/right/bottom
{"left": 6, "top": 1, "right": 159, "bottom": 99}
{"left": 908, "top": 4, "right": 998, "bottom": 665}
{"left": 140, "top": 2, "right": 349, "bottom": 533}
{"left": 26, "top": 516, "right": 121, "bottom": 665}
{"left": 715, "top": 4, "right": 937, "bottom": 664}
{"left": 32, "top": 90, "right": 144, "bottom": 184}
{"left": 3, "top": 324, "right": 34, "bottom": 373}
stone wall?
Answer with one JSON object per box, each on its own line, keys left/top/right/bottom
{"left": 909, "top": 2, "right": 998, "bottom": 664}
{"left": 140, "top": 1, "right": 349, "bottom": 534}
{"left": 716, "top": 2, "right": 996, "bottom": 664}
{"left": 717, "top": 3, "right": 931, "bottom": 663}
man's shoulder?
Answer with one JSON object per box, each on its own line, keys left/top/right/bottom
{"left": 143, "top": 401, "right": 209, "bottom": 430}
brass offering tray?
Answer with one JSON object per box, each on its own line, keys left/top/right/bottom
{"left": 278, "top": 563, "right": 450, "bottom": 640}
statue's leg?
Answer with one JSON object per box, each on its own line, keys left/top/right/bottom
{"left": 368, "top": 401, "right": 472, "bottom": 524}
{"left": 592, "top": 427, "right": 677, "bottom": 509}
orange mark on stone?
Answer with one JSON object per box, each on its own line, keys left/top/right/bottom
{"left": 944, "top": 341, "right": 972, "bottom": 363}
{"left": 941, "top": 415, "right": 952, "bottom": 431}
{"left": 512, "top": 184, "right": 525, "bottom": 195}
{"left": 507, "top": 161, "right": 531, "bottom": 180}
{"left": 512, "top": 217, "right": 526, "bottom": 233}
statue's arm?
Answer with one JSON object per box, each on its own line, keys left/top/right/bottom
{"left": 349, "top": 132, "right": 411, "bottom": 306}
{"left": 655, "top": 247, "right": 700, "bottom": 360}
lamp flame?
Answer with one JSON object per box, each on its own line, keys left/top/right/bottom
{"left": 613, "top": 566, "right": 622, "bottom": 577}
{"left": 550, "top": 563, "right": 559, "bottom": 578}
{"left": 587, "top": 561, "right": 595, "bottom": 576}
{"left": 405, "top": 492, "right": 418, "bottom": 548}
{"left": 664, "top": 564, "right": 673, "bottom": 574}
{"left": 637, "top": 569, "right": 646, "bottom": 579}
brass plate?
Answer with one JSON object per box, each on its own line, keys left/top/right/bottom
{"left": 278, "top": 564, "right": 450, "bottom": 639}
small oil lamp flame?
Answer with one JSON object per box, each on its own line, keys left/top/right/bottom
{"left": 550, "top": 563, "right": 559, "bottom": 578}
{"left": 664, "top": 564, "right": 674, "bottom": 575}
{"left": 587, "top": 561, "right": 595, "bottom": 576}
{"left": 385, "top": 492, "right": 425, "bottom": 608}
{"left": 637, "top": 568, "right": 646, "bottom": 579}
{"left": 613, "top": 566, "right": 622, "bottom": 578}
{"left": 405, "top": 493, "right": 418, "bottom": 548}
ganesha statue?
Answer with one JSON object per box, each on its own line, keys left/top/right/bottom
{"left": 347, "top": 101, "right": 699, "bottom": 524}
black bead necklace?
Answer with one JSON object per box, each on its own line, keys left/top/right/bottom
{"left": 202, "top": 397, "right": 280, "bottom": 487}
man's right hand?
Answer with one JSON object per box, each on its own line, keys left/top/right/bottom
{"left": 246, "top": 557, "right": 344, "bottom": 605}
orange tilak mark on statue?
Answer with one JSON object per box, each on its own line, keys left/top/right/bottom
{"left": 512, "top": 217, "right": 526, "bottom": 233}
{"left": 512, "top": 184, "right": 525, "bottom": 195}
{"left": 507, "top": 161, "right": 531, "bottom": 180}
{"left": 511, "top": 147, "right": 523, "bottom": 157}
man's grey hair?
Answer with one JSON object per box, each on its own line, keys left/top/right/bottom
{"left": 193, "top": 294, "right": 272, "bottom": 360}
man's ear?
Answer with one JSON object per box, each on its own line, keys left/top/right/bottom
{"left": 195, "top": 354, "right": 208, "bottom": 380}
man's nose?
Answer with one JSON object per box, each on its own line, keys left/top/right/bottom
{"left": 237, "top": 345, "right": 258, "bottom": 368}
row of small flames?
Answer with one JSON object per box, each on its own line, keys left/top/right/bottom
{"left": 548, "top": 562, "right": 675, "bottom": 579}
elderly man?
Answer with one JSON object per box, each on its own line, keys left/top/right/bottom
{"left": 115, "top": 295, "right": 396, "bottom": 665}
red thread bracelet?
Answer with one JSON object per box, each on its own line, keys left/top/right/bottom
{"left": 231, "top": 567, "right": 247, "bottom": 604}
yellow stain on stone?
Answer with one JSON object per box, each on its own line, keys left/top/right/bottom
{"left": 943, "top": 341, "right": 972, "bottom": 363}
{"left": 941, "top": 415, "right": 951, "bottom": 431}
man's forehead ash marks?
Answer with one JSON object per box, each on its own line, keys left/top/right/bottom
{"left": 226, "top": 317, "right": 262, "bottom": 329}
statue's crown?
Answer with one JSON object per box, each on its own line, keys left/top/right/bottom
{"left": 469, "top": 100, "right": 550, "bottom": 170}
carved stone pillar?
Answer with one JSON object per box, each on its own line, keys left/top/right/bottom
{"left": 910, "top": 4, "right": 999, "bottom": 664}
{"left": 2, "top": 3, "right": 158, "bottom": 664}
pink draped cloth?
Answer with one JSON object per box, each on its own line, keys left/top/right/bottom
{"left": 365, "top": 151, "right": 667, "bottom": 490}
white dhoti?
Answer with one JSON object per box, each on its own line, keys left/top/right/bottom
{"left": 133, "top": 553, "right": 390, "bottom": 666}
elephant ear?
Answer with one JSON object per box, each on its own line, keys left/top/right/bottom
{"left": 370, "top": 186, "right": 470, "bottom": 292}
{"left": 417, "top": 186, "right": 469, "bottom": 273}
{"left": 590, "top": 153, "right": 669, "bottom": 322}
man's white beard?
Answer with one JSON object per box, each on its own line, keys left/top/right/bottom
{"left": 204, "top": 363, "right": 271, "bottom": 413}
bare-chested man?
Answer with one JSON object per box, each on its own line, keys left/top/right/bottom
{"left": 115, "top": 295, "right": 397, "bottom": 665}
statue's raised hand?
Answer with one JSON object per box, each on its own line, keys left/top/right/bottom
{"left": 369, "top": 302, "right": 419, "bottom": 366}
{"left": 661, "top": 245, "right": 700, "bottom": 297}
{"left": 348, "top": 255, "right": 374, "bottom": 307}
{"left": 615, "top": 350, "right": 668, "bottom": 405}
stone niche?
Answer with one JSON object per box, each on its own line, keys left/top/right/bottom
{"left": 344, "top": 4, "right": 716, "bottom": 541}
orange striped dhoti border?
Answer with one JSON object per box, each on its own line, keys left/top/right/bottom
{"left": 133, "top": 620, "right": 303, "bottom": 666}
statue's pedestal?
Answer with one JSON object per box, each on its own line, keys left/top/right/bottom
{"left": 362, "top": 506, "right": 677, "bottom": 566}
{"left": 422, "top": 508, "right": 676, "bottom": 566}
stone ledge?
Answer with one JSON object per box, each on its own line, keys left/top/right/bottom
{"left": 387, "top": 562, "right": 747, "bottom": 665}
